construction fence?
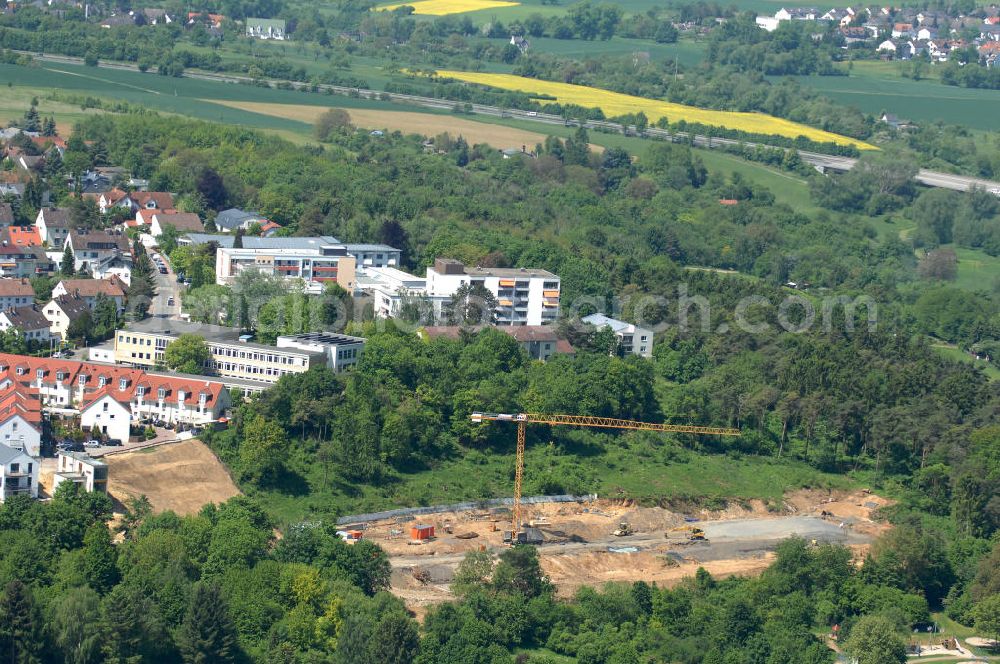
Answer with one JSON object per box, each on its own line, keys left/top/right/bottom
{"left": 337, "top": 494, "right": 599, "bottom": 527}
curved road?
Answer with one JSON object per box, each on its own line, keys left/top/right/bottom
{"left": 25, "top": 52, "right": 1000, "bottom": 195}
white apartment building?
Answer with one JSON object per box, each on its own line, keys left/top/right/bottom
{"left": 425, "top": 259, "right": 560, "bottom": 327}
{"left": 80, "top": 392, "right": 132, "bottom": 442}
{"left": 53, "top": 451, "right": 108, "bottom": 493}
{"left": 276, "top": 332, "right": 366, "bottom": 373}
{"left": 179, "top": 234, "right": 400, "bottom": 293}
{"left": 0, "top": 445, "right": 38, "bottom": 501}
{"left": 355, "top": 266, "right": 445, "bottom": 319}
{"left": 582, "top": 313, "right": 654, "bottom": 358}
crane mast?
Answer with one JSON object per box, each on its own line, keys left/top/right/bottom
{"left": 470, "top": 412, "right": 741, "bottom": 543}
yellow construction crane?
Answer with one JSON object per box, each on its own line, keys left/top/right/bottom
{"left": 470, "top": 412, "right": 741, "bottom": 544}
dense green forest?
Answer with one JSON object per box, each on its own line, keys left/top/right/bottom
{"left": 4, "top": 105, "right": 1000, "bottom": 661}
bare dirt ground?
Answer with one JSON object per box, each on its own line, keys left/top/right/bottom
{"left": 105, "top": 439, "right": 241, "bottom": 515}
{"left": 356, "top": 488, "right": 886, "bottom": 612}
{"left": 204, "top": 100, "right": 604, "bottom": 152}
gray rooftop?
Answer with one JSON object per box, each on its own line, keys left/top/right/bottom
{"left": 0, "top": 443, "right": 29, "bottom": 464}
{"left": 122, "top": 319, "right": 327, "bottom": 356}
{"left": 60, "top": 450, "right": 107, "bottom": 467}
{"left": 183, "top": 233, "right": 398, "bottom": 256}
{"left": 123, "top": 318, "right": 243, "bottom": 342}
{"left": 183, "top": 233, "right": 343, "bottom": 250}
{"left": 582, "top": 313, "right": 632, "bottom": 333}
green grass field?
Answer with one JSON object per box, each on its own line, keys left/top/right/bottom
{"left": 773, "top": 68, "right": 1000, "bottom": 131}
{"left": 953, "top": 245, "right": 1000, "bottom": 292}
{"left": 931, "top": 342, "right": 1000, "bottom": 381}
{"left": 251, "top": 433, "right": 854, "bottom": 524}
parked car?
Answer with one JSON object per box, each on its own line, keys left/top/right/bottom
{"left": 167, "top": 296, "right": 174, "bottom": 306}
{"left": 106, "top": 439, "right": 124, "bottom": 447}
{"left": 84, "top": 440, "right": 100, "bottom": 448}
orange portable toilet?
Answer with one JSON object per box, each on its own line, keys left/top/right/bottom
{"left": 347, "top": 530, "right": 363, "bottom": 541}
{"left": 410, "top": 524, "right": 435, "bottom": 540}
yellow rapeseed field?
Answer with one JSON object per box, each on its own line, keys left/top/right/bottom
{"left": 379, "top": 0, "right": 519, "bottom": 15}
{"left": 435, "top": 70, "right": 877, "bottom": 150}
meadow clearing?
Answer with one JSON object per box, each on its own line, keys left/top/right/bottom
{"left": 201, "top": 99, "right": 609, "bottom": 152}
{"left": 379, "top": 0, "right": 520, "bottom": 14}
{"left": 435, "top": 70, "right": 878, "bottom": 150}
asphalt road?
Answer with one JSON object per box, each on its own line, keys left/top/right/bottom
{"left": 23, "top": 52, "right": 1000, "bottom": 196}
{"left": 149, "top": 249, "right": 183, "bottom": 319}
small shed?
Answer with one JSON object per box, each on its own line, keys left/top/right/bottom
{"left": 410, "top": 524, "right": 435, "bottom": 540}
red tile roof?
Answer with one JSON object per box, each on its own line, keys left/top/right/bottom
{"left": 129, "top": 192, "right": 174, "bottom": 210}
{"left": 4, "top": 225, "right": 42, "bottom": 247}
{"left": 56, "top": 278, "right": 126, "bottom": 299}
{"left": 0, "top": 278, "right": 34, "bottom": 298}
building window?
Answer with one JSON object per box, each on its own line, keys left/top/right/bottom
{"left": 35, "top": 369, "right": 43, "bottom": 380}
{"left": 119, "top": 378, "right": 127, "bottom": 391}
{"left": 98, "top": 377, "right": 107, "bottom": 387}
{"left": 158, "top": 388, "right": 166, "bottom": 400}
{"left": 103, "top": 402, "right": 108, "bottom": 412}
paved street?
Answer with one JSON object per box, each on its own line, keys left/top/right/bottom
{"left": 149, "top": 248, "right": 184, "bottom": 319}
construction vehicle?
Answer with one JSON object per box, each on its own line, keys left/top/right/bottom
{"left": 612, "top": 522, "right": 634, "bottom": 537}
{"left": 667, "top": 525, "right": 706, "bottom": 541}
{"left": 470, "top": 412, "right": 740, "bottom": 545}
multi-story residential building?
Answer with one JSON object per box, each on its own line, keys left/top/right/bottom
{"left": 356, "top": 266, "right": 439, "bottom": 319}
{"left": 34, "top": 207, "right": 70, "bottom": 248}
{"left": 43, "top": 294, "right": 91, "bottom": 341}
{"left": 0, "top": 384, "right": 42, "bottom": 456}
{"left": 180, "top": 234, "right": 400, "bottom": 292}
{"left": 582, "top": 313, "right": 654, "bottom": 358}
{"left": 425, "top": 258, "right": 561, "bottom": 327}
{"left": 80, "top": 388, "right": 132, "bottom": 442}
{"left": 0, "top": 444, "right": 37, "bottom": 502}
{"left": 53, "top": 451, "right": 108, "bottom": 493}
{"left": 51, "top": 278, "right": 127, "bottom": 312}
{"left": 113, "top": 319, "right": 366, "bottom": 382}
{"left": 0, "top": 244, "right": 54, "bottom": 278}
{"left": 0, "top": 305, "right": 55, "bottom": 346}
{"left": 0, "top": 278, "right": 35, "bottom": 310}
{"left": 65, "top": 229, "right": 131, "bottom": 276}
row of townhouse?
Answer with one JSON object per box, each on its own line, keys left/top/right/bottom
{"left": 0, "top": 382, "right": 44, "bottom": 502}
{"left": 0, "top": 353, "right": 231, "bottom": 444}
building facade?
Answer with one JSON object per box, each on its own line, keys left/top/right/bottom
{"left": 425, "top": 259, "right": 560, "bottom": 326}
{"left": 54, "top": 451, "right": 108, "bottom": 493}
{"left": 0, "top": 445, "right": 38, "bottom": 501}
{"left": 113, "top": 319, "right": 366, "bottom": 382}
{"left": 0, "top": 278, "right": 34, "bottom": 310}
{"left": 582, "top": 313, "right": 654, "bottom": 357}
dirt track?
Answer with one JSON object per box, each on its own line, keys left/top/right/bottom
{"left": 105, "top": 439, "right": 241, "bottom": 515}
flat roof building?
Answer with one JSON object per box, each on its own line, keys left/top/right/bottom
{"left": 425, "top": 259, "right": 560, "bottom": 327}
{"left": 582, "top": 313, "right": 654, "bottom": 358}
{"left": 113, "top": 319, "right": 365, "bottom": 382}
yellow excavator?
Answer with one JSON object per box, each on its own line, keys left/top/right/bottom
{"left": 612, "top": 522, "right": 634, "bottom": 537}
{"left": 667, "top": 525, "right": 706, "bottom": 541}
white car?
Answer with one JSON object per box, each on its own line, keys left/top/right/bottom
{"left": 84, "top": 440, "right": 101, "bottom": 448}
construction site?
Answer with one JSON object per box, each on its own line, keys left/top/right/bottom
{"left": 343, "top": 488, "right": 891, "bottom": 614}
